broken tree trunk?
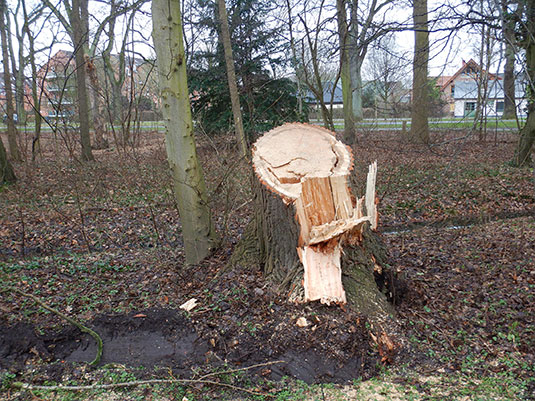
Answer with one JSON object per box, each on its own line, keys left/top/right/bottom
{"left": 232, "top": 123, "right": 393, "bottom": 322}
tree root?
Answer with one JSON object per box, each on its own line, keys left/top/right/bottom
{"left": 0, "top": 285, "right": 103, "bottom": 366}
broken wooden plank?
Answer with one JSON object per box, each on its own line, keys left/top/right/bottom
{"left": 308, "top": 215, "right": 370, "bottom": 245}
{"left": 299, "top": 245, "right": 346, "bottom": 305}
{"left": 365, "top": 161, "right": 378, "bottom": 230}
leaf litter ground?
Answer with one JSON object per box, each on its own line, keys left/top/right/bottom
{"left": 0, "top": 129, "right": 534, "bottom": 400}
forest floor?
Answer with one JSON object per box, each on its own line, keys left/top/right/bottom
{"left": 0, "top": 128, "right": 534, "bottom": 400}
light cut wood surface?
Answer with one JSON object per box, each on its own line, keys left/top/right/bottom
{"left": 252, "top": 123, "right": 352, "bottom": 200}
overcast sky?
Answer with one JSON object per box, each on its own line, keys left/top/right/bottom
{"left": 8, "top": 0, "right": 514, "bottom": 81}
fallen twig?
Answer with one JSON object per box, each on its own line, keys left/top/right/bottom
{"left": 196, "top": 360, "right": 284, "bottom": 380}
{"left": 11, "top": 360, "right": 286, "bottom": 398}
{"left": 0, "top": 286, "right": 103, "bottom": 366}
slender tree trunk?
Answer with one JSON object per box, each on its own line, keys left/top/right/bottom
{"left": 87, "top": 58, "right": 109, "bottom": 149}
{"left": 409, "top": 0, "right": 430, "bottom": 144}
{"left": 350, "top": 64, "right": 363, "bottom": 121}
{"left": 285, "top": 0, "right": 303, "bottom": 116}
{"left": 349, "top": 0, "right": 363, "bottom": 123}
{"left": 71, "top": 0, "right": 94, "bottom": 161}
{"left": 480, "top": 26, "right": 492, "bottom": 140}
{"left": 0, "top": 136, "right": 16, "bottom": 183}
{"left": 301, "top": 20, "right": 335, "bottom": 131}
{"left": 0, "top": 0, "right": 21, "bottom": 161}
{"left": 474, "top": 22, "right": 491, "bottom": 141}
{"left": 22, "top": 0, "right": 41, "bottom": 161}
{"left": 502, "top": 0, "right": 517, "bottom": 120}
{"left": 102, "top": 3, "right": 131, "bottom": 127}
{"left": 216, "top": 0, "right": 248, "bottom": 158}
{"left": 14, "top": 38, "right": 26, "bottom": 124}
{"left": 336, "top": 0, "right": 356, "bottom": 145}
{"left": 503, "top": 41, "right": 517, "bottom": 119}
{"left": 152, "top": 0, "right": 218, "bottom": 264}
{"left": 514, "top": 105, "right": 535, "bottom": 166}
{"left": 7, "top": 7, "right": 26, "bottom": 124}
{"left": 513, "top": 46, "right": 535, "bottom": 166}
{"left": 512, "top": 0, "right": 535, "bottom": 167}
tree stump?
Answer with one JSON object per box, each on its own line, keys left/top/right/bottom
{"left": 232, "top": 123, "right": 393, "bottom": 324}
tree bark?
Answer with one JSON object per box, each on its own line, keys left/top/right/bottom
{"left": 22, "top": 0, "right": 41, "bottom": 161}
{"left": 410, "top": 0, "right": 430, "bottom": 144}
{"left": 512, "top": 0, "right": 535, "bottom": 167}
{"left": 0, "top": 0, "right": 21, "bottom": 161}
{"left": 232, "top": 124, "right": 393, "bottom": 324}
{"left": 216, "top": 0, "right": 248, "bottom": 158}
{"left": 86, "top": 57, "right": 109, "bottom": 150}
{"left": 336, "top": 0, "right": 356, "bottom": 145}
{"left": 0, "top": 136, "right": 16, "bottom": 183}
{"left": 348, "top": 0, "right": 364, "bottom": 126}
{"left": 152, "top": 0, "right": 218, "bottom": 264}
{"left": 502, "top": 0, "right": 517, "bottom": 120}
{"left": 71, "top": 0, "right": 94, "bottom": 161}
{"left": 8, "top": 4, "right": 26, "bottom": 125}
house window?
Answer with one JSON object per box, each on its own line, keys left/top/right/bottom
{"left": 464, "top": 102, "right": 476, "bottom": 116}
{"left": 496, "top": 101, "right": 504, "bottom": 112}
{"left": 451, "top": 85, "right": 455, "bottom": 97}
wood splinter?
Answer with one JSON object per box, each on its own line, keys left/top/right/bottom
{"left": 252, "top": 123, "right": 378, "bottom": 305}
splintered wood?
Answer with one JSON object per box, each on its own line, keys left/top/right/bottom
{"left": 252, "top": 123, "right": 378, "bottom": 305}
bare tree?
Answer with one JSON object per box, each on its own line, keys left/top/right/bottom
{"left": 0, "top": 0, "right": 21, "bottom": 161}
{"left": 216, "top": 0, "right": 247, "bottom": 158}
{"left": 101, "top": 3, "right": 137, "bottom": 128}
{"left": 337, "top": 0, "right": 402, "bottom": 143}
{"left": 41, "top": 0, "right": 94, "bottom": 160}
{"left": 501, "top": 0, "right": 517, "bottom": 119}
{"left": 152, "top": 0, "right": 218, "bottom": 264}
{"left": 336, "top": 0, "right": 355, "bottom": 142}
{"left": 21, "top": 0, "right": 45, "bottom": 161}
{"left": 410, "top": 0, "right": 430, "bottom": 143}
{"left": 513, "top": 0, "right": 535, "bottom": 166}
{"left": 42, "top": 0, "right": 149, "bottom": 159}
{"left": 71, "top": 0, "right": 94, "bottom": 160}
{"left": 472, "top": 16, "right": 496, "bottom": 141}
{"left": 363, "top": 35, "right": 410, "bottom": 118}
{"left": 297, "top": 0, "right": 336, "bottom": 131}
{"left": 7, "top": 1, "right": 27, "bottom": 125}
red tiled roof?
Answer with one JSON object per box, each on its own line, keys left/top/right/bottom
{"left": 439, "top": 59, "right": 500, "bottom": 92}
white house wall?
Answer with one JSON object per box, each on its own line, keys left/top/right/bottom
{"left": 454, "top": 100, "right": 465, "bottom": 117}
{"left": 454, "top": 98, "right": 528, "bottom": 118}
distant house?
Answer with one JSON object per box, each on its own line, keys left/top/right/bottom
{"left": 305, "top": 81, "right": 344, "bottom": 109}
{"left": 37, "top": 50, "right": 77, "bottom": 120}
{"left": 435, "top": 59, "right": 526, "bottom": 117}
{"left": 305, "top": 80, "right": 410, "bottom": 117}
{"left": 37, "top": 50, "right": 159, "bottom": 121}
{"left": 452, "top": 78, "right": 527, "bottom": 118}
